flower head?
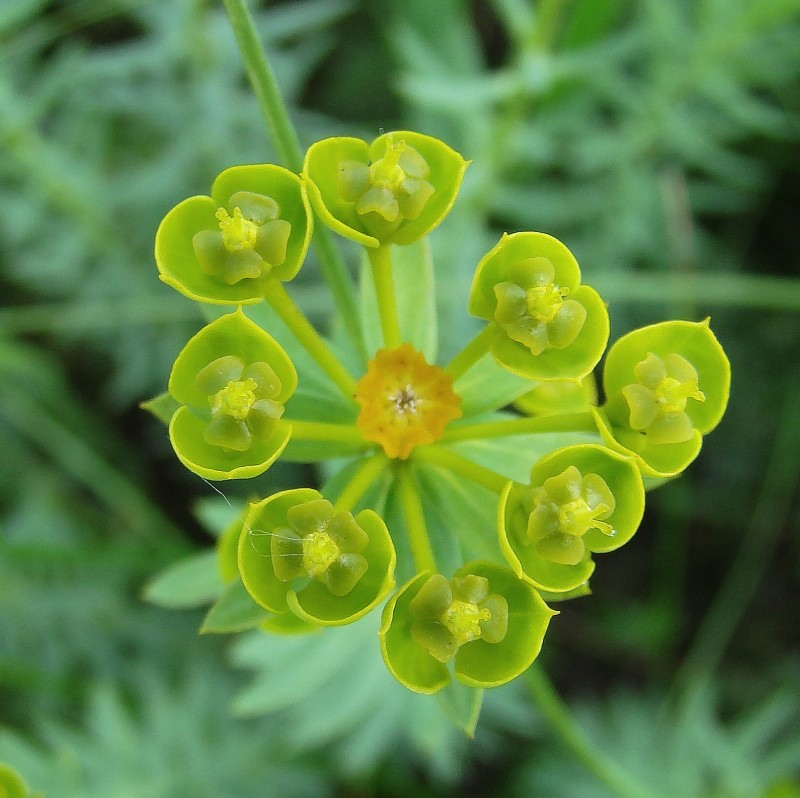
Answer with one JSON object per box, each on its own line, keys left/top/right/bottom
{"left": 469, "top": 232, "right": 609, "bottom": 380}
{"left": 499, "top": 444, "right": 645, "bottom": 593}
{"left": 303, "top": 131, "right": 469, "bottom": 247}
{"left": 167, "top": 309, "right": 296, "bottom": 480}
{"left": 380, "top": 562, "right": 556, "bottom": 693}
{"left": 156, "top": 164, "right": 312, "bottom": 304}
{"left": 355, "top": 344, "right": 462, "bottom": 459}
{"left": 595, "top": 319, "right": 731, "bottom": 477}
{"left": 239, "top": 489, "right": 396, "bottom": 626}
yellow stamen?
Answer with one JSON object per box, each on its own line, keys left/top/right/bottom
{"left": 210, "top": 378, "right": 258, "bottom": 420}
{"left": 216, "top": 206, "right": 259, "bottom": 252}
{"left": 441, "top": 599, "right": 491, "bottom": 646}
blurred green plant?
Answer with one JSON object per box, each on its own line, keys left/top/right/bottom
{"left": 1, "top": 0, "right": 799, "bottom": 796}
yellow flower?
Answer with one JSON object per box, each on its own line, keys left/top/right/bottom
{"left": 355, "top": 344, "right": 462, "bottom": 459}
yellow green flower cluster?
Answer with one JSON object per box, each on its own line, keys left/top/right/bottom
{"left": 146, "top": 130, "right": 730, "bottom": 698}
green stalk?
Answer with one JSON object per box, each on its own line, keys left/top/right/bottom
{"left": 397, "top": 463, "right": 437, "bottom": 574}
{"left": 444, "top": 323, "right": 502, "bottom": 381}
{"left": 414, "top": 446, "right": 508, "bottom": 494}
{"left": 287, "top": 420, "right": 367, "bottom": 445}
{"left": 332, "top": 452, "right": 388, "bottom": 513}
{"left": 313, "top": 226, "right": 369, "bottom": 364}
{"left": 221, "top": 0, "right": 303, "bottom": 170}
{"left": 263, "top": 278, "right": 357, "bottom": 400}
{"left": 367, "top": 244, "right": 402, "bottom": 349}
{"left": 440, "top": 411, "right": 597, "bottom": 443}
{"left": 527, "top": 664, "right": 662, "bottom": 798}
{"left": 221, "top": 0, "right": 365, "bottom": 361}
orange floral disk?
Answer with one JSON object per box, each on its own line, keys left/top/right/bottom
{"left": 355, "top": 344, "right": 462, "bottom": 459}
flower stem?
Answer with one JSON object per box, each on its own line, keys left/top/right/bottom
{"left": 263, "top": 278, "right": 357, "bottom": 401}
{"left": 332, "top": 452, "right": 388, "bottom": 513}
{"left": 440, "top": 411, "right": 597, "bottom": 443}
{"left": 221, "top": 0, "right": 303, "bottom": 170}
{"left": 397, "top": 463, "right": 437, "bottom": 574}
{"left": 413, "top": 446, "right": 508, "bottom": 494}
{"left": 313, "top": 226, "right": 369, "bottom": 365}
{"left": 444, "top": 322, "right": 502, "bottom": 381}
{"left": 220, "top": 0, "right": 365, "bottom": 361}
{"left": 526, "top": 664, "right": 661, "bottom": 798}
{"left": 287, "top": 420, "right": 367, "bottom": 445}
{"left": 368, "top": 244, "right": 402, "bottom": 349}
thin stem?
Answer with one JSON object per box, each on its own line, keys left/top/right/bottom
{"left": 590, "top": 271, "right": 800, "bottom": 312}
{"left": 221, "top": 0, "right": 365, "bottom": 359}
{"left": 263, "top": 278, "right": 357, "bottom": 401}
{"left": 397, "top": 463, "right": 437, "bottom": 574}
{"left": 444, "top": 323, "right": 502, "bottom": 382}
{"left": 527, "top": 664, "right": 662, "bottom": 798}
{"left": 332, "top": 452, "right": 388, "bottom": 513}
{"left": 287, "top": 420, "right": 368, "bottom": 446}
{"left": 312, "top": 226, "right": 368, "bottom": 364}
{"left": 414, "top": 446, "right": 508, "bottom": 494}
{"left": 367, "top": 244, "right": 402, "bottom": 349}
{"left": 440, "top": 411, "right": 597, "bottom": 443}
{"left": 221, "top": 0, "right": 303, "bottom": 170}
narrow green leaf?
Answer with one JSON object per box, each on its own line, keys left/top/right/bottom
{"left": 200, "top": 579, "right": 270, "bottom": 634}
{"left": 142, "top": 550, "right": 224, "bottom": 609}
{"left": 360, "top": 239, "right": 438, "bottom": 360}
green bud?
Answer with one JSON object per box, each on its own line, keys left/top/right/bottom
{"left": 499, "top": 444, "right": 645, "bottom": 592}
{"left": 238, "top": 489, "right": 396, "bottom": 626}
{"left": 156, "top": 164, "right": 313, "bottom": 304}
{"left": 595, "top": 319, "right": 731, "bottom": 477}
{"left": 167, "top": 309, "right": 297, "bottom": 480}
{"left": 380, "top": 562, "right": 556, "bottom": 693}
{"left": 468, "top": 232, "right": 609, "bottom": 380}
{"left": 302, "top": 131, "right": 469, "bottom": 247}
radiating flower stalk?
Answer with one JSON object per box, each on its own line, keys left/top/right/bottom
{"left": 143, "top": 0, "right": 730, "bottom": 793}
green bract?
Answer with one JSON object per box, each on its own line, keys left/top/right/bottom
{"left": 302, "top": 131, "right": 469, "bottom": 247}
{"left": 0, "top": 764, "right": 29, "bottom": 798}
{"left": 468, "top": 232, "right": 609, "bottom": 380}
{"left": 156, "top": 164, "right": 312, "bottom": 304}
{"left": 168, "top": 309, "right": 297, "bottom": 480}
{"left": 594, "top": 319, "right": 731, "bottom": 477}
{"left": 379, "top": 561, "right": 556, "bottom": 693}
{"left": 499, "top": 444, "right": 645, "bottom": 593}
{"left": 515, "top": 375, "right": 597, "bottom": 417}
{"left": 239, "top": 489, "right": 396, "bottom": 626}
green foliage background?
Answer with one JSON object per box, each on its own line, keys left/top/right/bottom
{"left": 1, "top": 0, "right": 799, "bottom": 795}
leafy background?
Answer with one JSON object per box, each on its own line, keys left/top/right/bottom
{"left": 1, "top": 0, "right": 799, "bottom": 795}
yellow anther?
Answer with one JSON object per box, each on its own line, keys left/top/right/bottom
{"left": 558, "top": 498, "right": 613, "bottom": 538}
{"left": 441, "top": 599, "right": 491, "bottom": 646}
{"left": 302, "top": 530, "right": 340, "bottom": 577}
{"left": 526, "top": 283, "right": 567, "bottom": 324}
{"left": 369, "top": 136, "right": 408, "bottom": 189}
{"left": 210, "top": 378, "right": 258, "bottom": 420}
{"left": 216, "top": 206, "right": 259, "bottom": 252}
{"left": 655, "top": 376, "right": 705, "bottom": 413}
